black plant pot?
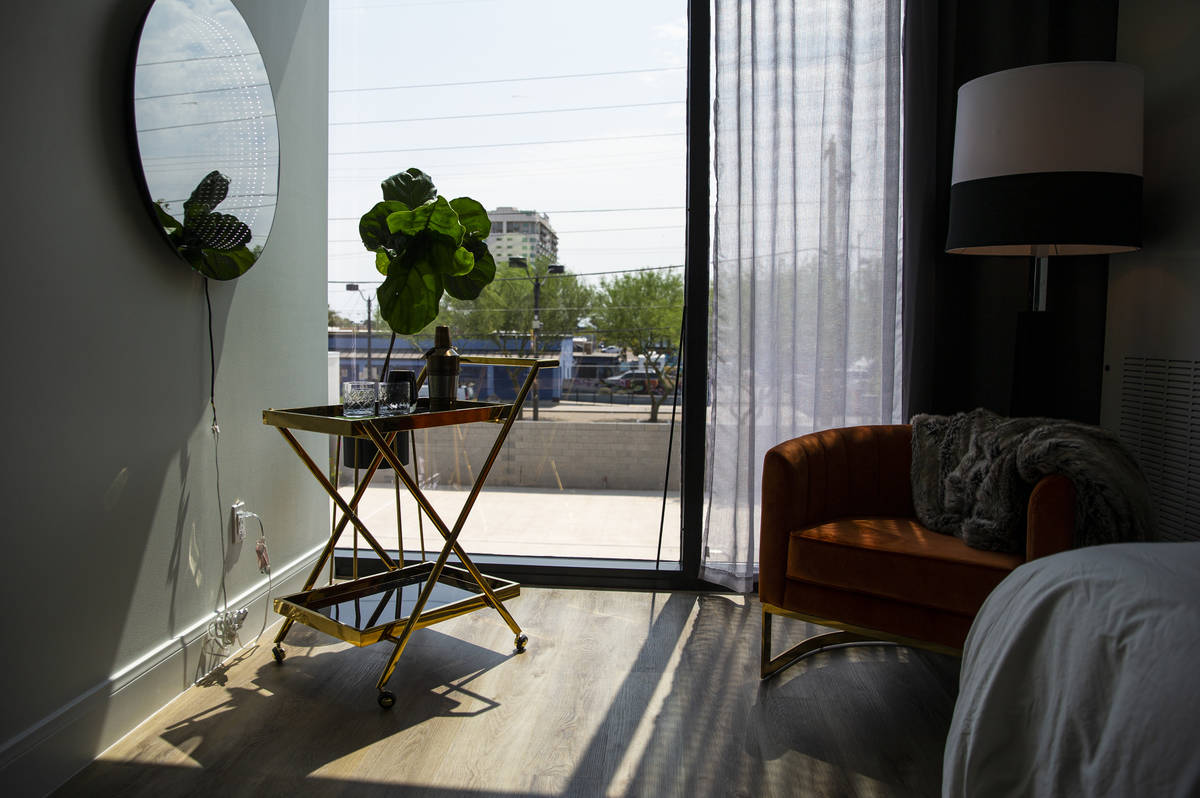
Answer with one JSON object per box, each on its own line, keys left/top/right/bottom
{"left": 341, "top": 432, "right": 409, "bottom": 470}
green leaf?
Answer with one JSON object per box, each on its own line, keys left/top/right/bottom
{"left": 444, "top": 239, "right": 496, "bottom": 300}
{"left": 380, "top": 168, "right": 437, "bottom": 208}
{"left": 191, "top": 211, "right": 252, "bottom": 250}
{"left": 420, "top": 236, "right": 472, "bottom": 277}
{"left": 154, "top": 203, "right": 182, "bottom": 237}
{"left": 449, "top": 197, "right": 491, "bottom": 239}
{"left": 386, "top": 196, "right": 464, "bottom": 244}
{"left": 180, "top": 245, "right": 206, "bottom": 271}
{"left": 377, "top": 261, "right": 443, "bottom": 334}
{"left": 450, "top": 246, "right": 475, "bottom": 276}
{"left": 199, "top": 246, "right": 256, "bottom": 280}
{"left": 183, "top": 199, "right": 208, "bottom": 229}
{"left": 189, "top": 170, "right": 231, "bottom": 209}
{"left": 359, "top": 200, "right": 408, "bottom": 251}
{"left": 408, "top": 244, "right": 446, "bottom": 295}
{"left": 374, "top": 248, "right": 392, "bottom": 274}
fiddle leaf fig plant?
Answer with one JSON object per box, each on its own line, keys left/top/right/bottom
{"left": 359, "top": 168, "right": 497, "bottom": 334}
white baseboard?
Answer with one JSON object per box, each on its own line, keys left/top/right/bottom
{"left": 0, "top": 543, "right": 323, "bottom": 798}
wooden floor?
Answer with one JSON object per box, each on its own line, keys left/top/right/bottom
{"left": 55, "top": 588, "right": 960, "bottom": 798}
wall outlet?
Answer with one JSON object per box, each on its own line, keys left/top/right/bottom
{"left": 231, "top": 500, "right": 246, "bottom": 543}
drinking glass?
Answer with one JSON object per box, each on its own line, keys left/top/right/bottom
{"left": 341, "top": 381, "right": 377, "bottom": 417}
{"left": 378, "top": 378, "right": 414, "bottom": 416}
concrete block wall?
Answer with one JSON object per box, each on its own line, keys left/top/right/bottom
{"left": 407, "top": 421, "right": 682, "bottom": 491}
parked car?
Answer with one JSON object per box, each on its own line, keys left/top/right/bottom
{"left": 604, "top": 369, "right": 660, "bottom": 391}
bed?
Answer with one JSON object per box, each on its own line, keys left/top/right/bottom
{"left": 942, "top": 541, "right": 1200, "bottom": 797}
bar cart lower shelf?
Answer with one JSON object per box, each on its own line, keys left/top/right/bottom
{"left": 272, "top": 562, "right": 525, "bottom": 707}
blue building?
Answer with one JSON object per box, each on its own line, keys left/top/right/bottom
{"left": 330, "top": 330, "right": 572, "bottom": 401}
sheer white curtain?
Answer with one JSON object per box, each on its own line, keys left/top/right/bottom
{"left": 702, "top": 0, "right": 905, "bottom": 592}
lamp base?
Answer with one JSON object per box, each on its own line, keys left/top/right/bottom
{"left": 1011, "top": 310, "right": 1061, "bottom": 418}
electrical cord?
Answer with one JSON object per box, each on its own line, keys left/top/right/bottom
{"left": 202, "top": 278, "right": 274, "bottom": 658}
{"left": 241, "top": 512, "right": 273, "bottom": 645}
{"left": 204, "top": 277, "right": 232, "bottom": 622}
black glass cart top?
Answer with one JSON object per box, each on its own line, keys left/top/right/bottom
{"left": 316, "top": 578, "right": 481, "bottom": 632}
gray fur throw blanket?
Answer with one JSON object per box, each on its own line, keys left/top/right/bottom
{"left": 911, "top": 408, "right": 1156, "bottom": 553}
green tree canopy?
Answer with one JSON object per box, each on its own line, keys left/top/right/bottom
{"left": 328, "top": 306, "right": 355, "bottom": 328}
{"left": 438, "top": 258, "right": 594, "bottom": 355}
{"left": 591, "top": 269, "right": 684, "bottom": 421}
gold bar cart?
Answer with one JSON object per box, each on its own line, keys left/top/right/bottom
{"left": 262, "top": 356, "right": 557, "bottom": 708}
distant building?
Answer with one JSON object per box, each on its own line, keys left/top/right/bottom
{"left": 486, "top": 207, "right": 558, "bottom": 264}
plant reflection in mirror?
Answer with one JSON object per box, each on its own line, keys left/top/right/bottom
{"left": 155, "top": 170, "right": 256, "bottom": 280}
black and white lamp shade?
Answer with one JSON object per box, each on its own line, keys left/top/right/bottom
{"left": 946, "top": 61, "right": 1144, "bottom": 256}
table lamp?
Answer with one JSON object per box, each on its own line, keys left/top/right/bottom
{"left": 946, "top": 61, "right": 1143, "bottom": 311}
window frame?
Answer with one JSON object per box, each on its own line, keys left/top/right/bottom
{"left": 334, "top": 0, "right": 714, "bottom": 591}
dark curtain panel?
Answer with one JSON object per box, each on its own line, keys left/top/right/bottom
{"left": 902, "top": 0, "right": 1119, "bottom": 421}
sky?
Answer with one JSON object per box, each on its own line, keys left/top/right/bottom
{"left": 327, "top": 0, "right": 688, "bottom": 322}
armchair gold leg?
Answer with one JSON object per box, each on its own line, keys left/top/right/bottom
{"left": 760, "top": 609, "right": 874, "bottom": 679}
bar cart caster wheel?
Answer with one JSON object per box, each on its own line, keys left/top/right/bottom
{"left": 378, "top": 691, "right": 396, "bottom": 709}
{"left": 272, "top": 646, "right": 285, "bottom": 663}
{"left": 515, "top": 633, "right": 528, "bottom": 653}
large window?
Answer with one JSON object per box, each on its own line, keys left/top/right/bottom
{"left": 328, "top": 0, "right": 691, "bottom": 575}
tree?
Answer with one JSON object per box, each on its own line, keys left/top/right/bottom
{"left": 433, "top": 257, "right": 594, "bottom": 403}
{"left": 591, "top": 270, "right": 684, "bottom": 422}
{"left": 328, "top": 306, "right": 354, "bottom": 328}
{"left": 440, "top": 257, "right": 593, "bottom": 353}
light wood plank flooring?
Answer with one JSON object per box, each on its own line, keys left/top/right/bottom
{"left": 55, "top": 588, "right": 960, "bottom": 797}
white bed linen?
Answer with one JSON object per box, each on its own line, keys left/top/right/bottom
{"left": 943, "top": 542, "right": 1200, "bottom": 797}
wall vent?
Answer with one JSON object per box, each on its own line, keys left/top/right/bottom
{"left": 1119, "top": 357, "right": 1200, "bottom": 542}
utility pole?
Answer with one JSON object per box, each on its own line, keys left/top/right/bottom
{"left": 346, "top": 283, "right": 373, "bottom": 379}
{"left": 507, "top": 258, "right": 564, "bottom": 420}
{"left": 531, "top": 274, "right": 540, "bottom": 419}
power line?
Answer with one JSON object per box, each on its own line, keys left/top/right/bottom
{"left": 329, "top": 66, "right": 685, "bottom": 94}
{"left": 331, "top": 100, "right": 683, "bottom": 127}
{"left": 492, "top": 264, "right": 683, "bottom": 281}
{"left": 335, "top": 0, "right": 497, "bottom": 8}
{"left": 567, "top": 246, "right": 682, "bottom": 253}
{"left": 137, "top": 52, "right": 259, "bottom": 67}
{"left": 442, "top": 304, "right": 681, "bottom": 313}
{"left": 328, "top": 325, "right": 682, "bottom": 337}
{"left": 326, "top": 145, "right": 682, "bottom": 179}
{"left": 158, "top": 191, "right": 278, "bottom": 204}
{"left": 327, "top": 248, "right": 678, "bottom": 261}
{"left": 328, "top": 206, "right": 683, "bottom": 222}
{"left": 327, "top": 264, "right": 683, "bottom": 284}
{"left": 541, "top": 206, "right": 684, "bottom": 215}
{"left": 329, "top": 131, "right": 683, "bottom": 157}
{"left": 135, "top": 82, "right": 271, "bottom": 101}
{"left": 138, "top": 151, "right": 280, "bottom": 161}
{"left": 138, "top": 113, "right": 277, "bottom": 133}
{"left": 328, "top": 223, "right": 684, "bottom": 242}
{"left": 556, "top": 224, "right": 686, "bottom": 234}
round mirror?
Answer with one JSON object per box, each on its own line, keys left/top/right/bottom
{"left": 131, "top": 0, "right": 279, "bottom": 280}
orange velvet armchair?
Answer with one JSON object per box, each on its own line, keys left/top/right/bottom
{"left": 759, "top": 424, "right": 1075, "bottom": 678}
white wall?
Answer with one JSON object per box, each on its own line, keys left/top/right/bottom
{"left": 1099, "top": 1, "right": 1200, "bottom": 542}
{"left": 1102, "top": 1, "right": 1200, "bottom": 407}
{"left": 0, "top": 2, "right": 329, "bottom": 794}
